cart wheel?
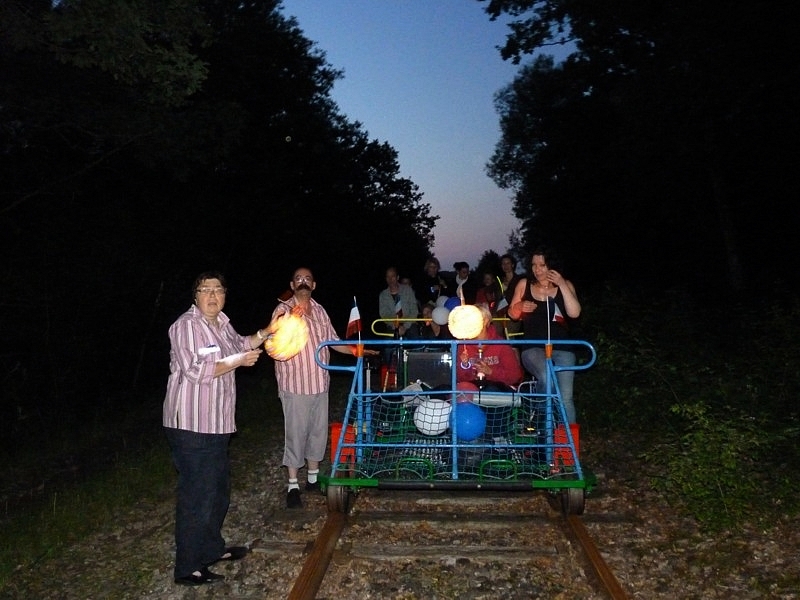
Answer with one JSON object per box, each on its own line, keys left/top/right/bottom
{"left": 327, "top": 484, "right": 352, "bottom": 513}
{"left": 560, "top": 487, "right": 585, "bottom": 515}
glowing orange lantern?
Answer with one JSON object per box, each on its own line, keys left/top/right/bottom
{"left": 448, "top": 304, "right": 484, "bottom": 339}
{"left": 264, "top": 313, "right": 309, "bottom": 361}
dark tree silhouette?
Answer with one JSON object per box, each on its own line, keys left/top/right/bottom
{"left": 0, "top": 0, "right": 435, "bottom": 448}
{"left": 481, "top": 0, "right": 799, "bottom": 296}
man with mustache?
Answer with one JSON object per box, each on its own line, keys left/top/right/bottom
{"left": 268, "top": 267, "right": 365, "bottom": 508}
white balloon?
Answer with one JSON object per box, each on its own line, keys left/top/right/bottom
{"left": 435, "top": 295, "right": 449, "bottom": 307}
{"left": 413, "top": 398, "right": 452, "bottom": 435}
{"left": 431, "top": 306, "right": 450, "bottom": 325}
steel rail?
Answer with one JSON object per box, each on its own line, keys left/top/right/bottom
{"left": 287, "top": 494, "right": 629, "bottom": 600}
{"left": 565, "top": 513, "right": 630, "bottom": 600}
{"left": 286, "top": 511, "right": 347, "bottom": 600}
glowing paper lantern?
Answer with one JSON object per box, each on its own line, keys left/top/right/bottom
{"left": 448, "top": 304, "right": 484, "bottom": 339}
{"left": 264, "top": 313, "right": 309, "bottom": 361}
{"left": 431, "top": 306, "right": 450, "bottom": 325}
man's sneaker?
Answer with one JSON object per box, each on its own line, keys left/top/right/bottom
{"left": 305, "top": 481, "right": 321, "bottom": 494}
{"left": 286, "top": 488, "right": 302, "bottom": 509}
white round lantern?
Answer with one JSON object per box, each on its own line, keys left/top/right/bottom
{"left": 264, "top": 313, "right": 309, "bottom": 361}
{"left": 448, "top": 304, "right": 484, "bottom": 339}
{"left": 413, "top": 398, "right": 452, "bottom": 435}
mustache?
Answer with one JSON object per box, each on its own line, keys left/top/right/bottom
{"left": 296, "top": 283, "right": 312, "bottom": 291}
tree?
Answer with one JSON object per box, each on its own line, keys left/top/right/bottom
{"left": 481, "top": 0, "right": 799, "bottom": 294}
{"left": 0, "top": 0, "right": 212, "bottom": 214}
{"left": 0, "top": 0, "right": 436, "bottom": 447}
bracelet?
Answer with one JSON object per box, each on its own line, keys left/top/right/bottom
{"left": 256, "top": 329, "right": 266, "bottom": 341}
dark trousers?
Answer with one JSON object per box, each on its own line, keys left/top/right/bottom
{"left": 164, "top": 427, "right": 231, "bottom": 578}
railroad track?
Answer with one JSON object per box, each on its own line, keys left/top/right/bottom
{"left": 286, "top": 489, "right": 630, "bottom": 600}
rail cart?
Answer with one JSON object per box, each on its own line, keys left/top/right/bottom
{"left": 317, "top": 335, "right": 597, "bottom": 515}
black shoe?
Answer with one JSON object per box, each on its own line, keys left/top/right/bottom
{"left": 175, "top": 567, "right": 224, "bottom": 586}
{"left": 287, "top": 488, "right": 302, "bottom": 509}
{"left": 206, "top": 546, "right": 249, "bottom": 565}
{"left": 305, "top": 481, "right": 321, "bottom": 493}
{"left": 201, "top": 567, "right": 225, "bottom": 580}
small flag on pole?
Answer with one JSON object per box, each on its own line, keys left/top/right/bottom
{"left": 346, "top": 296, "right": 361, "bottom": 338}
{"left": 347, "top": 296, "right": 364, "bottom": 357}
{"left": 551, "top": 299, "right": 565, "bottom": 324}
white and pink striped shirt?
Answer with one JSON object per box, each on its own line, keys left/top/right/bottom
{"left": 272, "top": 297, "right": 340, "bottom": 395}
{"left": 162, "top": 305, "right": 249, "bottom": 434}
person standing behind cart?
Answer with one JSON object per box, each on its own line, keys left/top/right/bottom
{"left": 378, "top": 266, "right": 421, "bottom": 381}
{"left": 475, "top": 271, "right": 502, "bottom": 315}
{"left": 497, "top": 253, "right": 523, "bottom": 336}
{"left": 378, "top": 266, "right": 420, "bottom": 340}
{"left": 453, "top": 261, "right": 479, "bottom": 304}
{"left": 507, "top": 246, "right": 582, "bottom": 423}
{"left": 269, "top": 267, "right": 373, "bottom": 509}
{"left": 418, "top": 256, "right": 453, "bottom": 306}
{"left": 163, "top": 271, "right": 262, "bottom": 585}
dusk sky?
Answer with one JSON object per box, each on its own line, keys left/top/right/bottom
{"left": 279, "top": 0, "right": 531, "bottom": 273}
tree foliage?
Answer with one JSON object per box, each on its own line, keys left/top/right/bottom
{"left": 481, "top": 0, "right": 799, "bottom": 295}
{"left": 481, "top": 1, "right": 800, "bottom": 529}
{"left": 0, "top": 0, "right": 435, "bottom": 447}
{"left": 2, "top": 0, "right": 210, "bottom": 105}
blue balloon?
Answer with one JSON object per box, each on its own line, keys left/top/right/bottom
{"left": 454, "top": 402, "right": 486, "bottom": 441}
{"left": 444, "top": 296, "right": 461, "bottom": 311}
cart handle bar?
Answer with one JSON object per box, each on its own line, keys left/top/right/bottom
{"left": 313, "top": 338, "right": 596, "bottom": 374}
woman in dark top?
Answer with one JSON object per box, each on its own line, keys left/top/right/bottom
{"left": 507, "top": 246, "right": 581, "bottom": 423}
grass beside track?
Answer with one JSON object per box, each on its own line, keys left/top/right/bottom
{"left": 0, "top": 369, "right": 315, "bottom": 591}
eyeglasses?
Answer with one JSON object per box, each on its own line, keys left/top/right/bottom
{"left": 197, "top": 287, "right": 227, "bottom": 295}
{"left": 293, "top": 276, "right": 313, "bottom": 283}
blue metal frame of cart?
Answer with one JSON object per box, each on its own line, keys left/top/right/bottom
{"left": 316, "top": 337, "right": 597, "bottom": 514}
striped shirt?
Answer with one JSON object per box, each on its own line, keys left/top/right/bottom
{"left": 272, "top": 297, "right": 340, "bottom": 395}
{"left": 162, "top": 305, "right": 250, "bottom": 434}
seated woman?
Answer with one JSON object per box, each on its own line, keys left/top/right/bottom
{"left": 455, "top": 304, "right": 523, "bottom": 438}
{"left": 456, "top": 304, "right": 523, "bottom": 389}
{"left": 418, "top": 301, "right": 453, "bottom": 341}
